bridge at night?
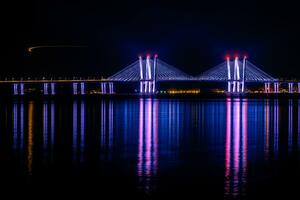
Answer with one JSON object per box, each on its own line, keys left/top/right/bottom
{"left": 2, "top": 55, "right": 299, "bottom": 95}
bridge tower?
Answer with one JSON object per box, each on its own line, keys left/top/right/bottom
{"left": 227, "top": 56, "right": 246, "bottom": 93}
{"left": 139, "top": 54, "right": 157, "bottom": 94}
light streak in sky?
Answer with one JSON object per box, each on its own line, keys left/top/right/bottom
{"left": 27, "top": 45, "right": 87, "bottom": 53}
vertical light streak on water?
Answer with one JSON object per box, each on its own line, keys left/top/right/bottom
{"left": 20, "top": 103, "right": 24, "bottom": 151}
{"left": 50, "top": 102, "right": 55, "bottom": 162}
{"left": 124, "top": 102, "right": 128, "bottom": 145}
{"left": 274, "top": 99, "right": 279, "bottom": 157}
{"left": 43, "top": 102, "right": 48, "bottom": 164}
{"left": 288, "top": 99, "right": 293, "bottom": 151}
{"left": 145, "top": 98, "right": 152, "bottom": 178}
{"left": 168, "top": 102, "right": 172, "bottom": 146}
{"left": 233, "top": 98, "right": 240, "bottom": 197}
{"left": 176, "top": 101, "right": 180, "bottom": 146}
{"left": 43, "top": 102, "right": 48, "bottom": 151}
{"left": 264, "top": 99, "right": 270, "bottom": 160}
{"left": 138, "top": 98, "right": 144, "bottom": 177}
{"left": 100, "top": 100, "right": 106, "bottom": 149}
{"left": 108, "top": 100, "right": 114, "bottom": 149}
{"left": 224, "top": 98, "right": 231, "bottom": 197}
{"left": 298, "top": 100, "right": 300, "bottom": 149}
{"left": 13, "top": 103, "right": 18, "bottom": 150}
{"left": 27, "top": 102, "right": 34, "bottom": 176}
{"left": 242, "top": 99, "right": 248, "bottom": 195}
{"left": 73, "top": 101, "right": 78, "bottom": 161}
{"left": 153, "top": 100, "right": 158, "bottom": 176}
{"left": 80, "top": 101, "right": 85, "bottom": 162}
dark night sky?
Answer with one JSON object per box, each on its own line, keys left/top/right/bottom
{"left": 1, "top": 0, "right": 299, "bottom": 78}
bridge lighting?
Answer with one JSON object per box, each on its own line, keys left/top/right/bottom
{"left": 139, "top": 56, "right": 144, "bottom": 80}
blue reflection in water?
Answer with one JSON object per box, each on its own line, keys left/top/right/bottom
{"left": 274, "top": 99, "right": 279, "bottom": 158}
{"left": 13, "top": 103, "right": 18, "bottom": 150}
{"left": 80, "top": 101, "right": 85, "bottom": 162}
{"left": 50, "top": 102, "right": 55, "bottom": 161}
{"left": 73, "top": 101, "right": 78, "bottom": 161}
{"left": 108, "top": 101, "right": 114, "bottom": 149}
{"left": 72, "top": 100, "right": 85, "bottom": 162}
{"left": 265, "top": 99, "right": 270, "bottom": 160}
{"left": 99, "top": 100, "right": 114, "bottom": 160}
{"left": 224, "top": 98, "right": 248, "bottom": 198}
{"left": 12, "top": 101, "right": 25, "bottom": 154}
{"left": 137, "top": 98, "right": 158, "bottom": 193}
{"left": 43, "top": 102, "right": 48, "bottom": 162}
{"left": 288, "top": 99, "right": 293, "bottom": 151}
{"left": 298, "top": 100, "right": 300, "bottom": 149}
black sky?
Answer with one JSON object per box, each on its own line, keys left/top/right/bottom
{"left": 1, "top": 0, "right": 299, "bottom": 78}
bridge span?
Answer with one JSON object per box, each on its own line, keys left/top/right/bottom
{"left": 2, "top": 55, "right": 300, "bottom": 95}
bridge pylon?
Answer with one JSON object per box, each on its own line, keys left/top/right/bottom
{"left": 139, "top": 54, "right": 157, "bottom": 94}
{"left": 227, "top": 56, "right": 246, "bottom": 94}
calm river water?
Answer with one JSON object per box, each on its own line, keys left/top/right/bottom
{"left": 0, "top": 97, "right": 299, "bottom": 198}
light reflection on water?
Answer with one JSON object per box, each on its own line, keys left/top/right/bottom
{"left": 4, "top": 98, "right": 300, "bottom": 197}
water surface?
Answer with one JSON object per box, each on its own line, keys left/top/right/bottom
{"left": 1, "top": 97, "right": 300, "bottom": 198}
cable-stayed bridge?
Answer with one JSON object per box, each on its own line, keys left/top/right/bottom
{"left": 1, "top": 54, "right": 299, "bottom": 95}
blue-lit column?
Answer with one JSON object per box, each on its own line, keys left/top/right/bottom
{"left": 274, "top": 82, "right": 279, "bottom": 93}
{"left": 109, "top": 82, "right": 114, "bottom": 94}
{"left": 51, "top": 83, "right": 55, "bottom": 95}
{"left": 298, "top": 82, "right": 300, "bottom": 94}
{"left": 264, "top": 82, "right": 270, "bottom": 93}
{"left": 288, "top": 82, "right": 294, "bottom": 93}
{"left": 101, "top": 82, "right": 107, "bottom": 94}
{"left": 43, "top": 83, "right": 49, "bottom": 95}
{"left": 13, "top": 83, "right": 19, "bottom": 95}
{"left": 80, "top": 82, "right": 85, "bottom": 95}
{"left": 73, "top": 83, "right": 78, "bottom": 95}
{"left": 20, "top": 83, "right": 24, "bottom": 95}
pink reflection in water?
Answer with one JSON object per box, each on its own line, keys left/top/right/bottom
{"left": 224, "top": 98, "right": 248, "bottom": 198}
{"left": 137, "top": 98, "right": 159, "bottom": 193}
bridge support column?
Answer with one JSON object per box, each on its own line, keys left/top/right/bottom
{"left": 73, "top": 83, "right": 78, "bottom": 95}
{"left": 274, "top": 82, "right": 279, "bottom": 93}
{"left": 51, "top": 83, "right": 55, "bottom": 95}
{"left": 13, "top": 83, "right": 19, "bottom": 95}
{"left": 20, "top": 83, "right": 24, "bottom": 95}
{"left": 264, "top": 82, "right": 271, "bottom": 93}
{"left": 80, "top": 82, "right": 85, "bottom": 95}
{"left": 108, "top": 82, "right": 114, "bottom": 94}
{"left": 288, "top": 82, "right": 294, "bottom": 93}
{"left": 43, "top": 83, "right": 49, "bottom": 95}
{"left": 101, "top": 82, "right": 107, "bottom": 94}
{"left": 298, "top": 83, "right": 300, "bottom": 94}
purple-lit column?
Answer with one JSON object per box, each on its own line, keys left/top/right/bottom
{"left": 43, "top": 83, "right": 49, "bottom": 95}
{"left": 227, "top": 57, "right": 232, "bottom": 93}
{"left": 139, "top": 55, "right": 144, "bottom": 94}
{"left": 80, "top": 82, "right": 85, "bottom": 95}
{"left": 109, "top": 82, "right": 114, "bottom": 94}
{"left": 288, "top": 82, "right": 293, "bottom": 93}
{"left": 103, "top": 82, "right": 107, "bottom": 94}
{"left": 274, "top": 82, "right": 279, "bottom": 93}
{"left": 51, "top": 83, "right": 55, "bottom": 95}
{"left": 241, "top": 56, "right": 246, "bottom": 93}
{"left": 13, "top": 83, "right": 18, "bottom": 95}
{"left": 264, "top": 82, "right": 270, "bottom": 93}
{"left": 298, "top": 83, "right": 300, "bottom": 94}
{"left": 73, "top": 83, "right": 78, "bottom": 95}
{"left": 20, "top": 83, "right": 24, "bottom": 95}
